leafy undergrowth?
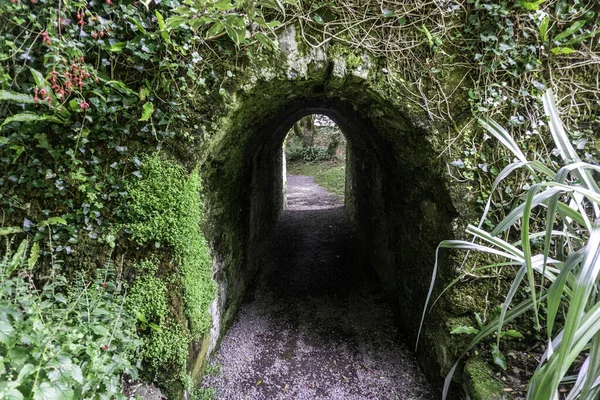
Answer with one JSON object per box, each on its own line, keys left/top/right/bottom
{"left": 421, "top": 90, "right": 600, "bottom": 399}
{"left": 0, "top": 238, "right": 141, "bottom": 399}
{"left": 287, "top": 161, "right": 346, "bottom": 200}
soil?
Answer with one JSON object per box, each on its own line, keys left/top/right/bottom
{"left": 201, "top": 174, "right": 434, "bottom": 399}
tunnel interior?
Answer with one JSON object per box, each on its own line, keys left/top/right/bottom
{"left": 202, "top": 80, "right": 458, "bottom": 386}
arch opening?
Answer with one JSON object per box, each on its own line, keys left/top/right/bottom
{"left": 282, "top": 114, "right": 346, "bottom": 208}
{"left": 202, "top": 82, "right": 458, "bottom": 388}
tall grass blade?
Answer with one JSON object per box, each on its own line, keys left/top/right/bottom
{"left": 542, "top": 89, "right": 600, "bottom": 216}
{"left": 478, "top": 117, "right": 528, "bottom": 164}
{"left": 530, "top": 225, "right": 600, "bottom": 398}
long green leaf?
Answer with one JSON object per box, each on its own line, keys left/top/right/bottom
{"left": 535, "top": 225, "right": 600, "bottom": 397}
{"left": 1, "top": 112, "right": 64, "bottom": 128}
{"left": 554, "top": 20, "right": 586, "bottom": 42}
{"left": 478, "top": 117, "right": 528, "bottom": 164}
{"left": 491, "top": 187, "right": 562, "bottom": 236}
{"left": 0, "top": 90, "right": 35, "bottom": 104}
{"left": 543, "top": 90, "right": 600, "bottom": 217}
{"left": 522, "top": 185, "right": 541, "bottom": 327}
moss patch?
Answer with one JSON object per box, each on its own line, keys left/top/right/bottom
{"left": 125, "top": 154, "right": 217, "bottom": 396}
{"left": 464, "top": 357, "right": 505, "bottom": 400}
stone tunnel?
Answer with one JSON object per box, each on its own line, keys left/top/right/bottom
{"left": 194, "top": 26, "right": 472, "bottom": 390}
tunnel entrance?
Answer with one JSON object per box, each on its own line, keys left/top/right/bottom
{"left": 202, "top": 77, "right": 458, "bottom": 392}
{"left": 201, "top": 167, "right": 433, "bottom": 398}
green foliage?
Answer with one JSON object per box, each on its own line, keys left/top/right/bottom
{"left": 287, "top": 161, "right": 345, "bottom": 199}
{"left": 190, "top": 387, "right": 216, "bottom": 400}
{"left": 0, "top": 0, "right": 289, "bottom": 265}
{"left": 128, "top": 259, "right": 168, "bottom": 327}
{"left": 287, "top": 145, "right": 330, "bottom": 162}
{"left": 126, "top": 154, "right": 216, "bottom": 338}
{"left": 420, "top": 89, "right": 600, "bottom": 399}
{"left": 166, "top": 0, "right": 294, "bottom": 48}
{"left": 142, "top": 323, "right": 189, "bottom": 377}
{"left": 0, "top": 238, "right": 141, "bottom": 399}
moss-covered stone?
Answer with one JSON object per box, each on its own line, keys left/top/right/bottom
{"left": 464, "top": 357, "right": 505, "bottom": 400}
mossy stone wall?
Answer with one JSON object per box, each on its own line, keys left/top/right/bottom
{"left": 191, "top": 24, "right": 490, "bottom": 396}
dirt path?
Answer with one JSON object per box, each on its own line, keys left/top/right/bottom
{"left": 201, "top": 175, "right": 433, "bottom": 400}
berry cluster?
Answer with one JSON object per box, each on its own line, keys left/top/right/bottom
{"left": 33, "top": 57, "right": 97, "bottom": 109}
{"left": 33, "top": 87, "right": 51, "bottom": 105}
{"left": 40, "top": 31, "right": 51, "bottom": 46}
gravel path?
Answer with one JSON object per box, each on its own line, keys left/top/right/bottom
{"left": 201, "top": 174, "right": 433, "bottom": 400}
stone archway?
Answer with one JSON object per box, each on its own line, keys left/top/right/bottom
{"left": 196, "top": 26, "right": 470, "bottom": 390}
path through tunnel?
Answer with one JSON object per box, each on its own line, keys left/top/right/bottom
{"left": 201, "top": 171, "right": 433, "bottom": 399}
{"left": 201, "top": 82, "right": 458, "bottom": 395}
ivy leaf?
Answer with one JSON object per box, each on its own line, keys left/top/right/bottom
{"left": 139, "top": 102, "right": 154, "bottom": 121}
{"left": 0, "top": 90, "right": 35, "bottom": 104}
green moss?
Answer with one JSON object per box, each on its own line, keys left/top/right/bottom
{"left": 125, "top": 154, "right": 217, "bottom": 396}
{"left": 128, "top": 259, "right": 169, "bottom": 324}
{"left": 143, "top": 322, "right": 190, "bottom": 391}
{"left": 190, "top": 387, "right": 216, "bottom": 400}
{"left": 127, "top": 154, "right": 216, "bottom": 338}
{"left": 464, "top": 357, "right": 504, "bottom": 400}
{"left": 346, "top": 53, "right": 363, "bottom": 69}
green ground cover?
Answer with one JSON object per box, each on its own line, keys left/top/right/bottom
{"left": 287, "top": 161, "right": 346, "bottom": 200}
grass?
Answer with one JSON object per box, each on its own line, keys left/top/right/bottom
{"left": 287, "top": 160, "right": 346, "bottom": 199}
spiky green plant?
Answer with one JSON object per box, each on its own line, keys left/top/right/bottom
{"left": 418, "top": 89, "right": 600, "bottom": 399}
